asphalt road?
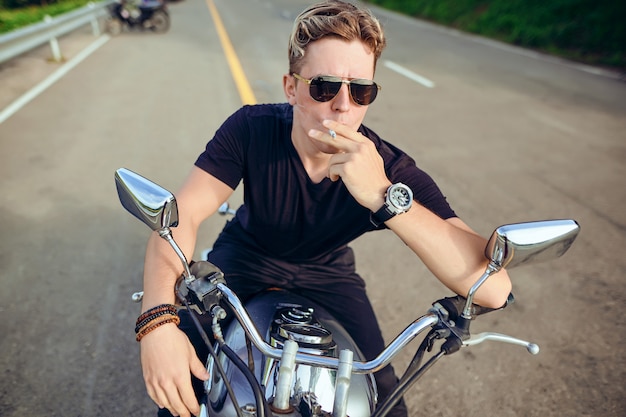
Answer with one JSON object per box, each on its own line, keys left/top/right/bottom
{"left": 0, "top": 0, "right": 624, "bottom": 416}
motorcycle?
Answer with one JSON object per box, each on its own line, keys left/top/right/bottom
{"left": 106, "top": 0, "right": 170, "bottom": 35}
{"left": 114, "top": 167, "right": 580, "bottom": 417}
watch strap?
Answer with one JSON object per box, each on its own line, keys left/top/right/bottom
{"left": 370, "top": 204, "right": 395, "bottom": 227}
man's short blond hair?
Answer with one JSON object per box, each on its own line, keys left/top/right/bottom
{"left": 288, "top": 0, "right": 386, "bottom": 74}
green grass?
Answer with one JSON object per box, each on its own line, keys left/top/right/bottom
{"left": 365, "top": 0, "right": 625, "bottom": 70}
{"left": 0, "top": 0, "right": 94, "bottom": 34}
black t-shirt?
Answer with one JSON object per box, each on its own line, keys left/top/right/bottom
{"left": 195, "top": 103, "right": 456, "bottom": 262}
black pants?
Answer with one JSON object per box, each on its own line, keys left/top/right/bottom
{"left": 158, "top": 243, "right": 407, "bottom": 416}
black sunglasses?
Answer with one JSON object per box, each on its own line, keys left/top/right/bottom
{"left": 292, "top": 73, "right": 381, "bottom": 106}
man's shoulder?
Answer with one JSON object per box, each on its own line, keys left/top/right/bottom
{"left": 239, "top": 103, "right": 293, "bottom": 121}
{"left": 222, "top": 103, "right": 292, "bottom": 137}
{"left": 359, "top": 124, "right": 401, "bottom": 156}
{"left": 358, "top": 123, "right": 381, "bottom": 143}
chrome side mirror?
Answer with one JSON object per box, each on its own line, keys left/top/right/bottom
{"left": 115, "top": 168, "right": 179, "bottom": 231}
{"left": 115, "top": 168, "right": 193, "bottom": 282}
{"left": 485, "top": 219, "right": 580, "bottom": 270}
{"left": 462, "top": 219, "right": 580, "bottom": 320}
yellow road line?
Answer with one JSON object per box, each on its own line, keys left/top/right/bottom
{"left": 205, "top": 0, "right": 257, "bottom": 105}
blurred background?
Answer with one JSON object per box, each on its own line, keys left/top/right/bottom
{"left": 0, "top": 0, "right": 624, "bottom": 416}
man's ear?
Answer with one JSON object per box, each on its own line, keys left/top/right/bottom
{"left": 283, "top": 74, "right": 297, "bottom": 105}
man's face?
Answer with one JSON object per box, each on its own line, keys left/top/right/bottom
{"left": 285, "top": 37, "right": 376, "bottom": 154}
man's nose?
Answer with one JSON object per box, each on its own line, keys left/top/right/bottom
{"left": 332, "top": 83, "right": 352, "bottom": 110}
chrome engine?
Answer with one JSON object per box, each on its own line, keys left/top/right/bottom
{"left": 207, "top": 291, "right": 376, "bottom": 417}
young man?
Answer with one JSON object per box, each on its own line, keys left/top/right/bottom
{"left": 137, "top": 1, "right": 512, "bottom": 416}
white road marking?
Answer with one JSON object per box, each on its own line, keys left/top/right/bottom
{"left": 0, "top": 34, "right": 110, "bottom": 124}
{"left": 383, "top": 60, "right": 435, "bottom": 88}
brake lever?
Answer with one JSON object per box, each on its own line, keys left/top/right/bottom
{"left": 463, "top": 332, "right": 540, "bottom": 355}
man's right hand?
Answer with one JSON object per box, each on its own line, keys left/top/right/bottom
{"left": 140, "top": 323, "right": 210, "bottom": 417}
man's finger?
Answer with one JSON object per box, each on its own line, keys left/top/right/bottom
{"left": 308, "top": 128, "right": 346, "bottom": 153}
{"left": 322, "top": 119, "right": 367, "bottom": 143}
{"left": 166, "top": 386, "right": 191, "bottom": 417}
{"left": 147, "top": 384, "right": 167, "bottom": 410}
{"left": 180, "top": 383, "right": 201, "bottom": 417}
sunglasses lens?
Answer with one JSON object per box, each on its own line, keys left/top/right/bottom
{"left": 309, "top": 77, "right": 342, "bottom": 102}
{"left": 350, "top": 81, "right": 378, "bottom": 105}
{"left": 306, "top": 75, "right": 379, "bottom": 105}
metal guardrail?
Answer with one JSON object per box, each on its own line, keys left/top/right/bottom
{"left": 0, "top": 0, "right": 114, "bottom": 64}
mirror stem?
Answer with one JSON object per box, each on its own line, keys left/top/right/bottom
{"left": 158, "top": 228, "right": 194, "bottom": 283}
{"left": 461, "top": 262, "right": 501, "bottom": 319}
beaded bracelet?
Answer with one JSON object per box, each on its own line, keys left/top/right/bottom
{"left": 136, "top": 304, "right": 178, "bottom": 325}
{"left": 135, "top": 309, "right": 178, "bottom": 334}
{"left": 135, "top": 303, "right": 180, "bottom": 342}
{"left": 135, "top": 315, "right": 181, "bottom": 342}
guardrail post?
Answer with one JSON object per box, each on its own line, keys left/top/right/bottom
{"left": 88, "top": 3, "right": 102, "bottom": 36}
{"left": 44, "top": 15, "right": 63, "bottom": 62}
{"left": 0, "top": 0, "right": 113, "bottom": 65}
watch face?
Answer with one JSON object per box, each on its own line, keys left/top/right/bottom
{"left": 388, "top": 184, "right": 413, "bottom": 211}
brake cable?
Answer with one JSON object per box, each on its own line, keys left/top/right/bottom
{"left": 183, "top": 299, "right": 245, "bottom": 417}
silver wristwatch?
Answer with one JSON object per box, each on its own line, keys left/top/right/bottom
{"left": 370, "top": 183, "right": 413, "bottom": 227}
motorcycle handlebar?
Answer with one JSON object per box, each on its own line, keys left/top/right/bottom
{"left": 433, "top": 293, "right": 514, "bottom": 322}
{"left": 217, "top": 283, "right": 440, "bottom": 374}
{"left": 181, "top": 266, "right": 520, "bottom": 375}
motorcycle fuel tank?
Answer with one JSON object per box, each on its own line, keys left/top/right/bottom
{"left": 207, "top": 290, "right": 376, "bottom": 416}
